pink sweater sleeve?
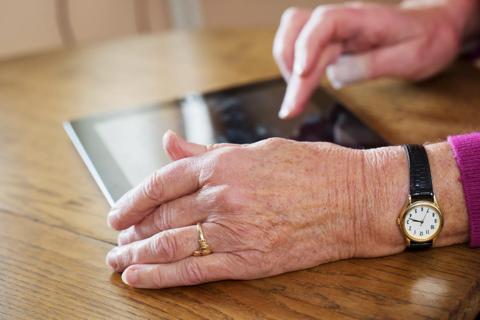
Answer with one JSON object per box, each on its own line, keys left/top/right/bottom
{"left": 448, "top": 132, "right": 480, "bottom": 247}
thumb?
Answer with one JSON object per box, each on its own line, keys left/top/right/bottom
{"left": 326, "top": 42, "right": 427, "bottom": 88}
{"left": 162, "top": 130, "right": 233, "bottom": 161}
{"left": 162, "top": 130, "right": 207, "bottom": 161}
{"left": 326, "top": 54, "right": 370, "bottom": 89}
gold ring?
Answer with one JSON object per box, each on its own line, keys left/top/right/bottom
{"left": 193, "top": 222, "right": 212, "bottom": 256}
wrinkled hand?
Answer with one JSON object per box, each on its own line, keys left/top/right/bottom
{"left": 105, "top": 131, "right": 407, "bottom": 288}
{"left": 274, "top": 1, "right": 471, "bottom": 119}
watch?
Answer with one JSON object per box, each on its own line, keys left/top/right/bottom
{"left": 396, "top": 144, "right": 444, "bottom": 250}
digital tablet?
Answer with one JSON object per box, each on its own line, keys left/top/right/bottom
{"left": 64, "top": 79, "right": 387, "bottom": 205}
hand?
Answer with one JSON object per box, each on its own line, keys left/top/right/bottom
{"left": 105, "top": 133, "right": 469, "bottom": 289}
{"left": 421, "top": 210, "right": 428, "bottom": 224}
{"left": 273, "top": 0, "right": 476, "bottom": 119}
{"left": 105, "top": 132, "right": 410, "bottom": 288}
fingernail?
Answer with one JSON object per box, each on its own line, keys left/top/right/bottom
{"left": 278, "top": 107, "right": 290, "bottom": 119}
{"left": 278, "top": 77, "right": 299, "bottom": 119}
{"left": 326, "top": 65, "right": 344, "bottom": 90}
{"left": 278, "top": 97, "right": 294, "bottom": 119}
{"left": 325, "top": 54, "right": 369, "bottom": 89}
{"left": 122, "top": 268, "right": 138, "bottom": 286}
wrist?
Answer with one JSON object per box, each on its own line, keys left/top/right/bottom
{"left": 353, "top": 146, "right": 407, "bottom": 258}
{"left": 356, "top": 142, "right": 469, "bottom": 258}
{"left": 425, "top": 142, "right": 469, "bottom": 246}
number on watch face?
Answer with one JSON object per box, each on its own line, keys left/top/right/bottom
{"left": 403, "top": 205, "right": 441, "bottom": 240}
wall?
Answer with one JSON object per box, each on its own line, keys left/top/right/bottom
{"left": 0, "top": 0, "right": 398, "bottom": 60}
{"left": 0, "top": 0, "right": 169, "bottom": 59}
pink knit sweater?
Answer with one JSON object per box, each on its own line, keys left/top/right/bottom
{"left": 448, "top": 132, "right": 480, "bottom": 247}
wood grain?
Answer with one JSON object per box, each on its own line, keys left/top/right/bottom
{"left": 326, "top": 61, "right": 480, "bottom": 145}
{"left": 1, "top": 210, "right": 479, "bottom": 320}
{"left": 0, "top": 29, "right": 479, "bottom": 319}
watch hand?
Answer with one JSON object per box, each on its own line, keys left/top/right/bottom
{"left": 421, "top": 211, "right": 428, "bottom": 224}
{"left": 408, "top": 218, "right": 422, "bottom": 223}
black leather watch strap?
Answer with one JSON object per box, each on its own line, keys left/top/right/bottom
{"left": 407, "top": 240, "right": 433, "bottom": 250}
{"left": 403, "top": 144, "right": 435, "bottom": 250}
{"left": 403, "top": 144, "right": 434, "bottom": 202}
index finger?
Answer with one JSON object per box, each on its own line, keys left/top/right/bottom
{"left": 293, "top": 5, "right": 350, "bottom": 76}
{"left": 273, "top": 7, "right": 311, "bottom": 80}
{"left": 107, "top": 157, "right": 201, "bottom": 230}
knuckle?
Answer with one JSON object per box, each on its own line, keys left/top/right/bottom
{"left": 122, "top": 226, "right": 137, "bottom": 244}
{"left": 214, "top": 186, "right": 246, "bottom": 211}
{"left": 310, "top": 5, "right": 346, "bottom": 27}
{"left": 293, "top": 6, "right": 338, "bottom": 54}
{"left": 111, "top": 253, "right": 121, "bottom": 270}
{"left": 117, "top": 248, "right": 133, "bottom": 269}
{"left": 255, "top": 137, "right": 287, "bottom": 149}
{"left": 153, "top": 204, "right": 173, "bottom": 231}
{"left": 266, "top": 136, "right": 286, "bottom": 145}
{"left": 212, "top": 186, "right": 232, "bottom": 207}
{"left": 281, "top": 7, "right": 302, "bottom": 23}
{"left": 203, "top": 147, "right": 239, "bottom": 180}
{"left": 409, "top": 29, "right": 459, "bottom": 82}
{"left": 311, "top": 5, "right": 335, "bottom": 19}
{"left": 214, "top": 147, "right": 236, "bottom": 165}
{"left": 346, "top": 1, "right": 367, "bottom": 9}
{"left": 199, "top": 147, "right": 237, "bottom": 182}
{"left": 181, "top": 260, "right": 206, "bottom": 285}
{"left": 142, "top": 170, "right": 165, "bottom": 202}
{"left": 152, "top": 232, "right": 179, "bottom": 261}
{"left": 152, "top": 268, "right": 165, "bottom": 287}
{"left": 212, "top": 186, "right": 229, "bottom": 204}
{"left": 294, "top": 35, "right": 307, "bottom": 54}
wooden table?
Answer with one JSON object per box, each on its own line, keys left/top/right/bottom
{"left": 0, "top": 30, "right": 479, "bottom": 320}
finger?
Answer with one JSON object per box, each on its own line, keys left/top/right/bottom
{"left": 117, "top": 192, "right": 208, "bottom": 245}
{"left": 121, "top": 253, "right": 243, "bottom": 288}
{"left": 292, "top": 5, "right": 341, "bottom": 76}
{"left": 273, "top": 7, "right": 311, "bottom": 81}
{"left": 163, "top": 130, "right": 234, "bottom": 161}
{"left": 366, "top": 39, "right": 447, "bottom": 81}
{"left": 107, "top": 158, "right": 201, "bottom": 230}
{"left": 107, "top": 223, "right": 232, "bottom": 272}
{"left": 326, "top": 40, "right": 430, "bottom": 88}
{"left": 279, "top": 43, "right": 342, "bottom": 119}
{"left": 107, "top": 226, "right": 198, "bottom": 272}
{"left": 293, "top": 3, "right": 404, "bottom": 77}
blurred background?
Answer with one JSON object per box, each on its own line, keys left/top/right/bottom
{"left": 0, "top": 0, "right": 397, "bottom": 60}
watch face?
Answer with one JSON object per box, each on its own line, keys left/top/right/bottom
{"left": 402, "top": 202, "right": 442, "bottom": 241}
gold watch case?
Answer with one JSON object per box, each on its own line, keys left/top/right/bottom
{"left": 396, "top": 196, "right": 444, "bottom": 245}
